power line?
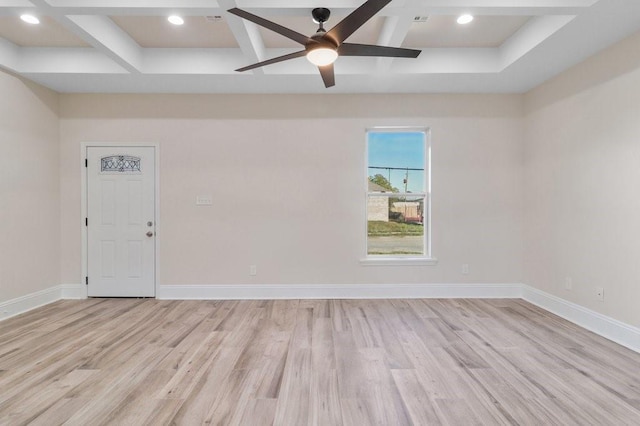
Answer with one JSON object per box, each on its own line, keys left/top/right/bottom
{"left": 368, "top": 166, "right": 424, "bottom": 171}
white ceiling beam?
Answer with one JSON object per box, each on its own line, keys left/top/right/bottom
{"left": 374, "top": 14, "right": 415, "bottom": 75}
{"left": 12, "top": 46, "right": 503, "bottom": 76}
{"left": 142, "top": 47, "right": 503, "bottom": 75}
{"left": 3, "top": 0, "right": 596, "bottom": 17}
{"left": 0, "top": 38, "right": 18, "bottom": 72}
{"left": 217, "top": 0, "right": 265, "bottom": 75}
{"left": 142, "top": 48, "right": 243, "bottom": 74}
{"left": 0, "top": 0, "right": 32, "bottom": 7}
{"left": 27, "top": 5, "right": 228, "bottom": 17}
{"left": 189, "top": 7, "right": 589, "bottom": 18}
{"left": 45, "top": 0, "right": 224, "bottom": 7}
{"left": 142, "top": 0, "right": 596, "bottom": 7}
{"left": 26, "top": 0, "right": 142, "bottom": 73}
{"left": 499, "top": 15, "right": 575, "bottom": 70}
{"left": 0, "top": 3, "right": 34, "bottom": 17}
{"left": 17, "top": 47, "right": 128, "bottom": 73}
{"left": 397, "top": 48, "right": 500, "bottom": 74}
{"left": 409, "top": 0, "right": 595, "bottom": 6}
{"left": 62, "top": 15, "right": 142, "bottom": 73}
{"left": 231, "top": 0, "right": 595, "bottom": 18}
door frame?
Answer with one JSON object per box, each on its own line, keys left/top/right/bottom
{"left": 81, "top": 142, "right": 160, "bottom": 298}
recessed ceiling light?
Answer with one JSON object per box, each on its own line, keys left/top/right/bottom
{"left": 168, "top": 15, "right": 184, "bottom": 26}
{"left": 457, "top": 14, "right": 474, "bottom": 25}
{"left": 20, "top": 14, "right": 40, "bottom": 25}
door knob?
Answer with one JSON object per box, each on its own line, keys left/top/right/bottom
{"left": 146, "top": 231, "right": 154, "bottom": 237}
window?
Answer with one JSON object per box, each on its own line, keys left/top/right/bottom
{"left": 365, "top": 128, "right": 432, "bottom": 262}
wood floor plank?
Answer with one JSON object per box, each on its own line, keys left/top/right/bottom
{"left": 1, "top": 298, "right": 640, "bottom": 425}
{"left": 202, "top": 368, "right": 262, "bottom": 425}
{"left": 340, "top": 398, "right": 375, "bottom": 426}
{"left": 340, "top": 347, "right": 410, "bottom": 425}
{"left": 237, "top": 398, "right": 278, "bottom": 426}
{"left": 391, "top": 369, "right": 442, "bottom": 424}
{"left": 272, "top": 345, "right": 312, "bottom": 424}
{"left": 168, "top": 346, "right": 245, "bottom": 424}
{"left": 309, "top": 369, "right": 342, "bottom": 426}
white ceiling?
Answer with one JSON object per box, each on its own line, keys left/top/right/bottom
{"left": 0, "top": 0, "right": 639, "bottom": 94}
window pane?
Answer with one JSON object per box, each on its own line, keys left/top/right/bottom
{"left": 367, "top": 195, "right": 425, "bottom": 255}
{"left": 367, "top": 131, "right": 425, "bottom": 193}
{"left": 366, "top": 129, "right": 427, "bottom": 257}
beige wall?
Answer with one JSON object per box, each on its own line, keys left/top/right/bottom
{"left": 6, "top": 25, "right": 640, "bottom": 332}
{"left": 4, "top": 27, "right": 639, "bottom": 330}
{"left": 0, "top": 71, "right": 60, "bottom": 303}
{"left": 524, "top": 31, "right": 640, "bottom": 327}
{"left": 59, "top": 94, "right": 524, "bottom": 287}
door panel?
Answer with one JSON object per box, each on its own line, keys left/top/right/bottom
{"left": 87, "top": 147, "right": 155, "bottom": 297}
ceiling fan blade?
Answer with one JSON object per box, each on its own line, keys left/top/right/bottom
{"left": 236, "top": 50, "right": 308, "bottom": 72}
{"left": 318, "top": 63, "right": 335, "bottom": 88}
{"left": 228, "top": 8, "right": 312, "bottom": 46}
{"left": 325, "top": 0, "right": 391, "bottom": 45}
{"left": 338, "top": 43, "right": 421, "bottom": 58}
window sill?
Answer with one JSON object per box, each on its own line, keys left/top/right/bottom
{"left": 359, "top": 257, "right": 438, "bottom": 266}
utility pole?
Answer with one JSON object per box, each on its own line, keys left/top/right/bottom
{"left": 404, "top": 168, "right": 408, "bottom": 193}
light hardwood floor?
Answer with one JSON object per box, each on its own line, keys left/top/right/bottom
{"left": 1, "top": 298, "right": 640, "bottom": 425}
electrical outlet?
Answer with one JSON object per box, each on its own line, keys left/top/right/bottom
{"left": 461, "top": 264, "right": 469, "bottom": 275}
{"left": 249, "top": 265, "right": 257, "bottom": 276}
{"left": 564, "top": 277, "right": 572, "bottom": 291}
{"left": 595, "top": 287, "right": 604, "bottom": 301}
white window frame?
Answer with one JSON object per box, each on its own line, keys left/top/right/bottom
{"left": 361, "top": 126, "right": 437, "bottom": 266}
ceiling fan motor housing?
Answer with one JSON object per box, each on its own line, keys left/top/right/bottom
{"left": 312, "top": 8, "right": 331, "bottom": 24}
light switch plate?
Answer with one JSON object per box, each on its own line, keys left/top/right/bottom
{"left": 196, "top": 195, "right": 213, "bottom": 205}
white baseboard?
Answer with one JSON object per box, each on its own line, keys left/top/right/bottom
{"left": 60, "top": 283, "right": 87, "bottom": 299}
{"left": 0, "top": 285, "right": 61, "bottom": 321}
{"left": 522, "top": 285, "right": 640, "bottom": 353}
{"left": 3, "top": 282, "right": 638, "bottom": 354}
{"left": 157, "top": 283, "right": 523, "bottom": 300}
{"left": 0, "top": 284, "right": 86, "bottom": 321}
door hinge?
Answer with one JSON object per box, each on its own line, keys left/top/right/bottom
{"left": 85, "top": 158, "right": 88, "bottom": 167}
{"left": 85, "top": 217, "right": 88, "bottom": 227}
{"left": 85, "top": 276, "right": 89, "bottom": 285}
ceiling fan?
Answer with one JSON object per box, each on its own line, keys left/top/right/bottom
{"left": 227, "top": 0, "right": 421, "bottom": 88}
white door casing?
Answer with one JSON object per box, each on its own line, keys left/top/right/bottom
{"left": 87, "top": 146, "right": 156, "bottom": 297}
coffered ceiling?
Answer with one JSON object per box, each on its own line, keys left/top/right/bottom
{"left": 0, "top": 0, "right": 639, "bottom": 93}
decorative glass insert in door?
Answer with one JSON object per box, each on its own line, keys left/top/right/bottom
{"left": 101, "top": 156, "right": 141, "bottom": 173}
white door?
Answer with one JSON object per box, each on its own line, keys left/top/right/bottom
{"left": 87, "top": 146, "right": 156, "bottom": 297}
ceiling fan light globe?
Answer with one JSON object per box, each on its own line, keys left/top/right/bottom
{"left": 307, "top": 48, "right": 338, "bottom": 66}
